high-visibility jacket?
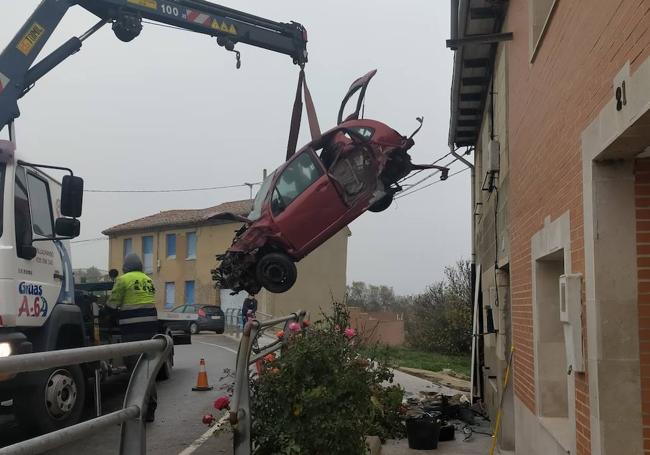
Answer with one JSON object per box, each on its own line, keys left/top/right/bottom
{"left": 107, "top": 271, "right": 158, "bottom": 339}
{"left": 108, "top": 271, "right": 155, "bottom": 309}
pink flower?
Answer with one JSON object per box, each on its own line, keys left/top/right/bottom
{"left": 276, "top": 330, "right": 285, "bottom": 339}
{"left": 334, "top": 324, "right": 341, "bottom": 332}
{"left": 288, "top": 322, "right": 301, "bottom": 333}
{"left": 214, "top": 396, "right": 230, "bottom": 411}
{"left": 344, "top": 327, "right": 356, "bottom": 338}
{"left": 302, "top": 319, "right": 311, "bottom": 328}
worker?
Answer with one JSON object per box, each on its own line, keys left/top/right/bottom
{"left": 107, "top": 253, "right": 158, "bottom": 422}
{"left": 241, "top": 292, "right": 258, "bottom": 326}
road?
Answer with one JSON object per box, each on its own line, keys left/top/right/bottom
{"left": 0, "top": 333, "right": 240, "bottom": 454}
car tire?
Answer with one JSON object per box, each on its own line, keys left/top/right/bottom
{"left": 189, "top": 322, "right": 199, "bottom": 335}
{"left": 15, "top": 365, "right": 86, "bottom": 435}
{"left": 256, "top": 252, "right": 297, "bottom": 293}
{"left": 368, "top": 193, "right": 394, "bottom": 212}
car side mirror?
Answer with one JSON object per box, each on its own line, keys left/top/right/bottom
{"left": 61, "top": 175, "right": 84, "bottom": 218}
{"left": 55, "top": 217, "right": 80, "bottom": 238}
{"left": 18, "top": 244, "right": 37, "bottom": 260}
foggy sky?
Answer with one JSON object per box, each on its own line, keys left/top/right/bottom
{"left": 0, "top": 0, "right": 470, "bottom": 295}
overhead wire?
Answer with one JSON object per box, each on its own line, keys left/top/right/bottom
{"left": 395, "top": 166, "right": 470, "bottom": 200}
{"left": 85, "top": 182, "right": 259, "bottom": 194}
{"left": 70, "top": 237, "right": 108, "bottom": 244}
{"left": 397, "top": 150, "right": 453, "bottom": 184}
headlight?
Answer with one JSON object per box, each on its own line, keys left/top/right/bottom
{"left": 0, "top": 342, "right": 11, "bottom": 358}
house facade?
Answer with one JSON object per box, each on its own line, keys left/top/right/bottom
{"left": 103, "top": 199, "right": 349, "bottom": 319}
{"left": 449, "top": 1, "right": 650, "bottom": 454}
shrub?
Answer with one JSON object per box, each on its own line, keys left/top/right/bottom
{"left": 251, "top": 302, "right": 405, "bottom": 455}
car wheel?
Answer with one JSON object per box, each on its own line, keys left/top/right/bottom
{"left": 15, "top": 365, "right": 86, "bottom": 435}
{"left": 189, "top": 322, "right": 199, "bottom": 335}
{"left": 256, "top": 252, "right": 297, "bottom": 293}
{"left": 368, "top": 193, "right": 394, "bottom": 212}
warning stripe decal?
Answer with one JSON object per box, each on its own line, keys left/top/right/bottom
{"left": 186, "top": 9, "right": 212, "bottom": 27}
{"left": 0, "top": 72, "right": 10, "bottom": 94}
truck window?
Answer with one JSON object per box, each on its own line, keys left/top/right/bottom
{"left": 26, "top": 172, "right": 54, "bottom": 237}
{"left": 14, "top": 167, "right": 33, "bottom": 251}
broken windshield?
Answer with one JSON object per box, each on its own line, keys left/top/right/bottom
{"left": 249, "top": 171, "right": 276, "bottom": 221}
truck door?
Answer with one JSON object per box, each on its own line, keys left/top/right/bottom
{"left": 14, "top": 165, "right": 63, "bottom": 326}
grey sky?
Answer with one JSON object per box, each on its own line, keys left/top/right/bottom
{"left": 1, "top": 0, "right": 469, "bottom": 295}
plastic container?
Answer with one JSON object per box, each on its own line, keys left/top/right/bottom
{"left": 405, "top": 417, "right": 441, "bottom": 450}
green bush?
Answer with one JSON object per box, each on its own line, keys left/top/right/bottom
{"left": 251, "top": 302, "right": 405, "bottom": 455}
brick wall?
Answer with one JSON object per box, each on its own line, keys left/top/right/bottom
{"left": 636, "top": 158, "right": 650, "bottom": 452}
{"left": 506, "top": 1, "right": 650, "bottom": 454}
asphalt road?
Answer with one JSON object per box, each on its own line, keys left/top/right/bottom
{"left": 0, "top": 333, "right": 240, "bottom": 454}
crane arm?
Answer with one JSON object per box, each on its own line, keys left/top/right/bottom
{"left": 0, "top": 0, "right": 308, "bottom": 131}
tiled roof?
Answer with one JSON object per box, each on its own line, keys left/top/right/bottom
{"left": 102, "top": 199, "right": 253, "bottom": 235}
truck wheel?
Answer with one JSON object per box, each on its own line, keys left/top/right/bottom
{"left": 15, "top": 365, "right": 86, "bottom": 434}
{"left": 368, "top": 194, "right": 393, "bottom": 212}
{"left": 256, "top": 252, "right": 297, "bottom": 293}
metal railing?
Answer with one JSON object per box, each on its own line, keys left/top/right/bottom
{"left": 0, "top": 335, "right": 172, "bottom": 455}
{"left": 225, "top": 309, "right": 273, "bottom": 337}
{"left": 230, "top": 310, "right": 306, "bottom": 455}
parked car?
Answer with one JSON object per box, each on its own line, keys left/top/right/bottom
{"left": 212, "top": 70, "right": 448, "bottom": 295}
{"left": 166, "top": 305, "right": 225, "bottom": 334}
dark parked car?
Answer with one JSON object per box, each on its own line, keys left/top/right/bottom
{"left": 167, "top": 305, "right": 225, "bottom": 334}
{"left": 213, "top": 70, "right": 449, "bottom": 295}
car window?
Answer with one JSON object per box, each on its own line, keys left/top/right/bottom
{"left": 171, "top": 306, "right": 185, "bottom": 313}
{"left": 249, "top": 171, "right": 276, "bottom": 221}
{"left": 184, "top": 305, "right": 197, "bottom": 314}
{"left": 272, "top": 152, "right": 323, "bottom": 216}
{"left": 329, "top": 146, "right": 376, "bottom": 202}
{"left": 202, "top": 306, "right": 220, "bottom": 315}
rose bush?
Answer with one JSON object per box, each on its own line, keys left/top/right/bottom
{"left": 251, "top": 302, "right": 405, "bottom": 455}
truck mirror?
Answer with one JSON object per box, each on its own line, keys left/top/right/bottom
{"left": 18, "top": 245, "right": 37, "bottom": 260}
{"left": 61, "top": 175, "right": 84, "bottom": 218}
{"left": 55, "top": 217, "right": 80, "bottom": 238}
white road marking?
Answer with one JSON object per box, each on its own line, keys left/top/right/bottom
{"left": 196, "top": 340, "right": 238, "bottom": 354}
{"left": 178, "top": 414, "right": 229, "bottom": 455}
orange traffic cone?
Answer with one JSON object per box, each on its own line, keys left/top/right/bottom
{"left": 192, "top": 358, "right": 213, "bottom": 391}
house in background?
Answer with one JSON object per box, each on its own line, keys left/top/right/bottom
{"left": 103, "top": 199, "right": 349, "bottom": 318}
{"left": 448, "top": 1, "right": 650, "bottom": 454}
{"left": 349, "top": 307, "right": 405, "bottom": 347}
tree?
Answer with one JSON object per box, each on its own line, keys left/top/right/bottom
{"left": 405, "top": 260, "right": 472, "bottom": 355}
{"left": 345, "top": 282, "right": 401, "bottom": 312}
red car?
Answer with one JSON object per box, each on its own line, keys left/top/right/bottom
{"left": 212, "top": 70, "right": 448, "bottom": 294}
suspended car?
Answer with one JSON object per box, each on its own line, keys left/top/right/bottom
{"left": 212, "top": 70, "right": 448, "bottom": 294}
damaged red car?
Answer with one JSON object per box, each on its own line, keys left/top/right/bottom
{"left": 212, "top": 70, "right": 448, "bottom": 294}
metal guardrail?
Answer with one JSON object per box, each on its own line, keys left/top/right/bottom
{"left": 0, "top": 335, "right": 172, "bottom": 455}
{"left": 230, "top": 310, "right": 306, "bottom": 455}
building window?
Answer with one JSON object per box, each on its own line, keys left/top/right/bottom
{"left": 142, "top": 235, "right": 153, "bottom": 273}
{"left": 529, "top": 0, "right": 558, "bottom": 60}
{"left": 185, "top": 280, "right": 195, "bottom": 305}
{"left": 186, "top": 232, "right": 197, "bottom": 259}
{"left": 165, "top": 282, "right": 176, "bottom": 309}
{"left": 166, "top": 233, "right": 176, "bottom": 258}
{"left": 123, "top": 238, "right": 133, "bottom": 258}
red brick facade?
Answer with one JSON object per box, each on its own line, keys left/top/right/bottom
{"left": 507, "top": 2, "right": 650, "bottom": 454}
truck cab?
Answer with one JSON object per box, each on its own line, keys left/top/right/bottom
{"left": 0, "top": 138, "right": 86, "bottom": 433}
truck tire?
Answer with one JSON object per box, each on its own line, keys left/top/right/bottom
{"left": 15, "top": 365, "right": 86, "bottom": 434}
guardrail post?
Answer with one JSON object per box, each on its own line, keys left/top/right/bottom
{"left": 119, "top": 334, "right": 172, "bottom": 455}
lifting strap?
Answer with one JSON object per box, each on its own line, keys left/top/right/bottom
{"left": 286, "top": 68, "right": 321, "bottom": 161}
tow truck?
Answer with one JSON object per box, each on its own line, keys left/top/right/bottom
{"left": 0, "top": 0, "right": 307, "bottom": 434}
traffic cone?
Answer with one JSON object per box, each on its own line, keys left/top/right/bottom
{"left": 192, "top": 358, "right": 213, "bottom": 391}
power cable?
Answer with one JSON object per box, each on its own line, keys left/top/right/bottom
{"left": 395, "top": 166, "right": 470, "bottom": 200}
{"left": 85, "top": 182, "right": 260, "bottom": 194}
{"left": 399, "top": 156, "right": 461, "bottom": 192}
{"left": 398, "top": 150, "right": 454, "bottom": 184}
{"left": 70, "top": 237, "right": 108, "bottom": 244}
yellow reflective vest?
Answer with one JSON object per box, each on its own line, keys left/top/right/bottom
{"left": 107, "top": 271, "right": 155, "bottom": 309}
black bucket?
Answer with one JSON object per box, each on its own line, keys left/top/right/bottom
{"left": 405, "top": 417, "right": 441, "bottom": 450}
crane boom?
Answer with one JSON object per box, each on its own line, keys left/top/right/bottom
{"left": 0, "top": 0, "right": 308, "bottom": 131}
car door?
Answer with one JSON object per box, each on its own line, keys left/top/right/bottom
{"left": 271, "top": 150, "right": 348, "bottom": 256}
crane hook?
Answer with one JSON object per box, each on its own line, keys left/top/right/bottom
{"left": 234, "top": 50, "right": 241, "bottom": 69}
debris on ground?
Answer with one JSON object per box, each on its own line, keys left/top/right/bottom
{"left": 397, "top": 367, "right": 472, "bottom": 392}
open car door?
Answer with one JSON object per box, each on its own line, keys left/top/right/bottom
{"left": 337, "top": 69, "right": 377, "bottom": 125}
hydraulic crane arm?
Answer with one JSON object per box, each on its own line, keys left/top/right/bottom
{"left": 0, "top": 0, "right": 308, "bottom": 131}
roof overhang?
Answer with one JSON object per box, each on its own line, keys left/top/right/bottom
{"left": 448, "top": 0, "right": 510, "bottom": 148}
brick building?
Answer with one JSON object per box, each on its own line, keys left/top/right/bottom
{"left": 448, "top": 1, "right": 650, "bottom": 454}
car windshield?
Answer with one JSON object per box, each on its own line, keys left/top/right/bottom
{"left": 249, "top": 171, "right": 276, "bottom": 221}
